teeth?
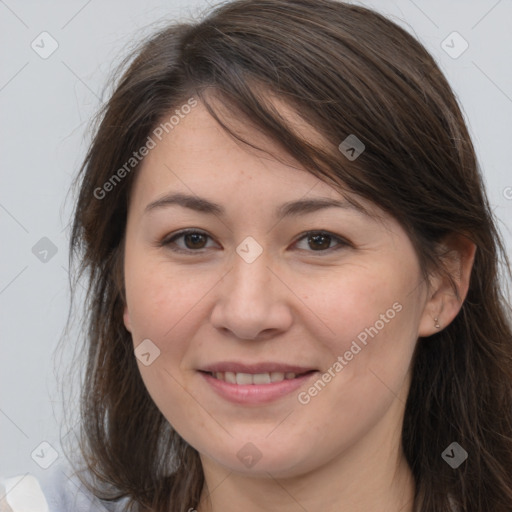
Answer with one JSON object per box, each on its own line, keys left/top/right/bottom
{"left": 211, "top": 371, "right": 299, "bottom": 384}
{"left": 225, "top": 371, "right": 236, "bottom": 384}
{"left": 253, "top": 373, "right": 271, "bottom": 384}
{"left": 235, "top": 372, "right": 253, "bottom": 385}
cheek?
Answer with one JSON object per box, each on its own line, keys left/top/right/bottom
{"left": 290, "top": 269, "right": 420, "bottom": 459}
{"left": 307, "top": 258, "right": 422, "bottom": 396}
{"left": 309, "top": 263, "right": 413, "bottom": 350}
{"left": 124, "top": 251, "right": 209, "bottom": 341}
{"left": 123, "top": 255, "right": 223, "bottom": 402}
{"left": 123, "top": 257, "right": 212, "bottom": 431}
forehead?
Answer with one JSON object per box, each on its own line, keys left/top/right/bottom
{"left": 130, "top": 100, "right": 341, "bottom": 204}
{"left": 127, "top": 97, "right": 384, "bottom": 226}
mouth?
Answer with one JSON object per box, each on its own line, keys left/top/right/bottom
{"left": 199, "top": 369, "right": 316, "bottom": 385}
{"left": 197, "top": 362, "right": 319, "bottom": 404}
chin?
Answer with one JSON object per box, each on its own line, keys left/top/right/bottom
{"left": 200, "top": 438, "right": 317, "bottom": 478}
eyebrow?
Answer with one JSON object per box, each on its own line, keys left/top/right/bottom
{"left": 144, "top": 192, "right": 367, "bottom": 219}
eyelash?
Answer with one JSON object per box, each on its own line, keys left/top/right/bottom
{"left": 159, "top": 229, "right": 350, "bottom": 255}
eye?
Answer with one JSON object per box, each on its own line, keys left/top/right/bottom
{"left": 160, "top": 229, "right": 349, "bottom": 254}
{"left": 293, "top": 230, "right": 349, "bottom": 252}
{"left": 160, "top": 229, "right": 217, "bottom": 253}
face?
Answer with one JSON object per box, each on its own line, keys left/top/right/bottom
{"left": 122, "top": 98, "right": 434, "bottom": 478}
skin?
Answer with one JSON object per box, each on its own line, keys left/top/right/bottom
{"left": 122, "top": 97, "right": 475, "bottom": 512}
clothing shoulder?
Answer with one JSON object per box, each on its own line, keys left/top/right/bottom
{"left": 0, "top": 461, "right": 130, "bottom": 512}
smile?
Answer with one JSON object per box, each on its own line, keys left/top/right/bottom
{"left": 206, "top": 371, "right": 311, "bottom": 384}
{"left": 199, "top": 369, "right": 318, "bottom": 405}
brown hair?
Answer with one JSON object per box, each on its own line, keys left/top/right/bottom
{"left": 65, "top": 0, "right": 512, "bottom": 510}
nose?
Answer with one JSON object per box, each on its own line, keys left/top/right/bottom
{"left": 209, "top": 249, "right": 294, "bottom": 341}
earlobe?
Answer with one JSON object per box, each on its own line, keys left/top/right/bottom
{"left": 123, "top": 306, "right": 132, "bottom": 333}
{"left": 418, "top": 233, "right": 476, "bottom": 338}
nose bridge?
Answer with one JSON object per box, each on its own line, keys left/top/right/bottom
{"left": 227, "top": 233, "right": 273, "bottom": 294}
{"left": 228, "top": 245, "right": 274, "bottom": 307}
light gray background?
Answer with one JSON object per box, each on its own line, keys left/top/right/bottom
{"left": 1, "top": 0, "right": 511, "bottom": 478}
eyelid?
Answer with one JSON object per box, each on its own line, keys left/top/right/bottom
{"left": 159, "top": 229, "right": 351, "bottom": 254}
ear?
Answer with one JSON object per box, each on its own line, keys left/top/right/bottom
{"left": 123, "top": 305, "right": 132, "bottom": 333}
{"left": 418, "top": 233, "right": 476, "bottom": 337}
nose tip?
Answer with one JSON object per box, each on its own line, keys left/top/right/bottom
{"left": 217, "top": 325, "right": 278, "bottom": 342}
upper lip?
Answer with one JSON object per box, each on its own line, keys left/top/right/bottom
{"left": 199, "top": 362, "right": 317, "bottom": 374}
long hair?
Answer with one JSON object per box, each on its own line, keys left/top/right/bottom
{"left": 65, "top": 1, "right": 512, "bottom": 510}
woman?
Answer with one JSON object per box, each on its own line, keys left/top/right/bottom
{"left": 2, "top": 0, "right": 511, "bottom": 510}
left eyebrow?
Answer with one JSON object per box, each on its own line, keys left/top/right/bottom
{"left": 144, "top": 192, "right": 368, "bottom": 219}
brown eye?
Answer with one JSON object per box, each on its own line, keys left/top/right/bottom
{"left": 308, "top": 233, "right": 332, "bottom": 250}
{"left": 161, "top": 230, "right": 216, "bottom": 253}
{"left": 294, "top": 231, "right": 349, "bottom": 253}
{"left": 183, "top": 232, "right": 208, "bottom": 249}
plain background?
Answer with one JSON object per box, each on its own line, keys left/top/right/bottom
{"left": 1, "top": 0, "right": 511, "bottom": 479}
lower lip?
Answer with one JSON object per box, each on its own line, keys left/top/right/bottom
{"left": 199, "top": 371, "right": 318, "bottom": 405}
